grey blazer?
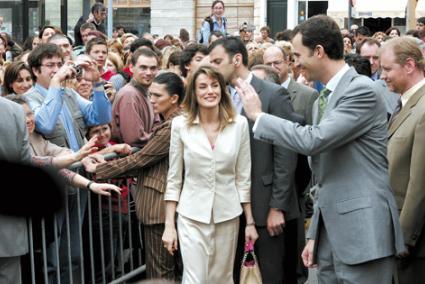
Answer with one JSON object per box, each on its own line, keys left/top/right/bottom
{"left": 287, "top": 79, "right": 319, "bottom": 125}
{"left": 253, "top": 68, "right": 405, "bottom": 265}
{"left": 0, "top": 97, "right": 32, "bottom": 257}
{"left": 246, "top": 75, "right": 301, "bottom": 226}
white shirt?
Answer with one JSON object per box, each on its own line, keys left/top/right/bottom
{"left": 281, "top": 77, "right": 291, "bottom": 89}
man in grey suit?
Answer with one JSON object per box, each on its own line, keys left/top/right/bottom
{"left": 0, "top": 96, "right": 32, "bottom": 284}
{"left": 264, "top": 44, "right": 318, "bottom": 283}
{"left": 209, "top": 37, "right": 302, "bottom": 284}
{"left": 238, "top": 15, "right": 405, "bottom": 283}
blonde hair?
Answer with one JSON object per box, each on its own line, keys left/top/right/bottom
{"left": 107, "top": 52, "right": 124, "bottom": 71}
{"left": 107, "top": 38, "right": 123, "bottom": 58}
{"left": 183, "top": 66, "right": 235, "bottom": 129}
{"left": 381, "top": 36, "right": 425, "bottom": 70}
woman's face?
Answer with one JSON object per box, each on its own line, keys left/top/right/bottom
{"left": 195, "top": 73, "right": 221, "bottom": 110}
{"left": 32, "top": 37, "right": 41, "bottom": 49}
{"left": 41, "top": 28, "right": 56, "bottom": 43}
{"left": 212, "top": 2, "right": 224, "bottom": 17}
{"left": 105, "top": 59, "right": 117, "bottom": 73}
{"left": 149, "top": 82, "right": 177, "bottom": 116}
{"left": 22, "top": 103, "right": 35, "bottom": 134}
{"left": 343, "top": 37, "right": 352, "bottom": 50}
{"left": 11, "top": 69, "right": 33, "bottom": 95}
{"left": 76, "top": 78, "right": 93, "bottom": 100}
{"left": 389, "top": 29, "right": 399, "bottom": 38}
{"left": 123, "top": 36, "right": 136, "bottom": 49}
{"left": 88, "top": 124, "right": 111, "bottom": 146}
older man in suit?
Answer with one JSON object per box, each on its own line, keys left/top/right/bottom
{"left": 209, "top": 37, "right": 302, "bottom": 284}
{"left": 0, "top": 97, "right": 32, "bottom": 284}
{"left": 238, "top": 15, "right": 405, "bottom": 283}
{"left": 380, "top": 37, "right": 425, "bottom": 284}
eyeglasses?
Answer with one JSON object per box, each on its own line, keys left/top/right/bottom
{"left": 41, "top": 62, "right": 63, "bottom": 69}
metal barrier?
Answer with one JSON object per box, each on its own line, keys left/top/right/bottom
{"left": 24, "top": 149, "right": 146, "bottom": 284}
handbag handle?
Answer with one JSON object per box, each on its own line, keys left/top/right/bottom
{"left": 244, "top": 240, "right": 254, "bottom": 252}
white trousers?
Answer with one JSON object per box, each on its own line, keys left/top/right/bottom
{"left": 177, "top": 215, "right": 240, "bottom": 284}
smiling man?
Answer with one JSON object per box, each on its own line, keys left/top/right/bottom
{"left": 111, "top": 48, "right": 160, "bottom": 147}
{"left": 380, "top": 37, "right": 425, "bottom": 284}
{"left": 238, "top": 15, "right": 405, "bottom": 284}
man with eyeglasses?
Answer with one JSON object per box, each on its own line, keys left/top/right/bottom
{"left": 24, "top": 43, "right": 111, "bottom": 283}
{"left": 263, "top": 45, "right": 318, "bottom": 125}
{"left": 111, "top": 48, "right": 160, "bottom": 148}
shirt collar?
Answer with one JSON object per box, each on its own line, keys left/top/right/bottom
{"left": 34, "top": 83, "right": 48, "bottom": 96}
{"left": 324, "top": 64, "right": 350, "bottom": 93}
{"left": 281, "top": 77, "right": 291, "bottom": 89}
{"left": 401, "top": 78, "right": 425, "bottom": 107}
{"left": 230, "top": 72, "right": 253, "bottom": 89}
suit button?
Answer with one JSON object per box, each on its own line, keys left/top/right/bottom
{"left": 412, "top": 234, "right": 418, "bottom": 240}
{"left": 318, "top": 183, "right": 322, "bottom": 187}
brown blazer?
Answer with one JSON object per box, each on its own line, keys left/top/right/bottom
{"left": 96, "top": 110, "right": 180, "bottom": 225}
{"left": 388, "top": 83, "right": 425, "bottom": 257}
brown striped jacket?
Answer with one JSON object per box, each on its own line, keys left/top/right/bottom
{"left": 96, "top": 110, "right": 181, "bottom": 224}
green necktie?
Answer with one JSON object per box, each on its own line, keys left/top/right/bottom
{"left": 318, "top": 88, "right": 331, "bottom": 122}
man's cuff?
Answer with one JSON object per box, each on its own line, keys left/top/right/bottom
{"left": 252, "top": 112, "right": 266, "bottom": 132}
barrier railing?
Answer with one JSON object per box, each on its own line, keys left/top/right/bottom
{"left": 24, "top": 148, "right": 146, "bottom": 284}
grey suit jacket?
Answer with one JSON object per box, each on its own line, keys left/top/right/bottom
{"left": 287, "top": 79, "right": 319, "bottom": 125}
{"left": 375, "top": 79, "right": 400, "bottom": 117}
{"left": 246, "top": 75, "right": 301, "bottom": 226}
{"left": 253, "top": 68, "right": 405, "bottom": 265}
{"left": 0, "top": 97, "right": 31, "bottom": 257}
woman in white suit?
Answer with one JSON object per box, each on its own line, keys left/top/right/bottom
{"left": 162, "top": 66, "right": 258, "bottom": 283}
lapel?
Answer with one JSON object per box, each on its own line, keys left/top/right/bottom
{"left": 287, "top": 79, "right": 297, "bottom": 102}
{"left": 318, "top": 67, "right": 357, "bottom": 123}
{"left": 388, "top": 84, "right": 425, "bottom": 138}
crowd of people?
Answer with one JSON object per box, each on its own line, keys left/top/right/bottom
{"left": 0, "top": 0, "right": 425, "bottom": 283}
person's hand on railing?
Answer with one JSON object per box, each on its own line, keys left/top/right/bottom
{"left": 81, "top": 153, "right": 105, "bottom": 173}
{"left": 110, "top": 143, "right": 132, "bottom": 155}
{"left": 89, "top": 182, "right": 121, "bottom": 196}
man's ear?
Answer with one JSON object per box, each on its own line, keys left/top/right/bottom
{"left": 315, "top": 45, "right": 325, "bottom": 59}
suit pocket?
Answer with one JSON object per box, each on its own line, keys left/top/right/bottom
{"left": 261, "top": 174, "right": 273, "bottom": 186}
{"left": 336, "top": 196, "right": 372, "bottom": 214}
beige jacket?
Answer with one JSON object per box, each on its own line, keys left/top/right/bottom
{"left": 165, "top": 114, "right": 251, "bottom": 224}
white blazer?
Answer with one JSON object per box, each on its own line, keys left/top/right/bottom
{"left": 165, "top": 114, "right": 251, "bottom": 224}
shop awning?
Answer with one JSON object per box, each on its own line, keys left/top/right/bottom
{"left": 327, "top": 0, "right": 408, "bottom": 19}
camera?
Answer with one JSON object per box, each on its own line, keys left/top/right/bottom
{"left": 70, "top": 63, "right": 83, "bottom": 79}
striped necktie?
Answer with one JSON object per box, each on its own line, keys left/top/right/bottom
{"left": 318, "top": 88, "right": 331, "bottom": 122}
